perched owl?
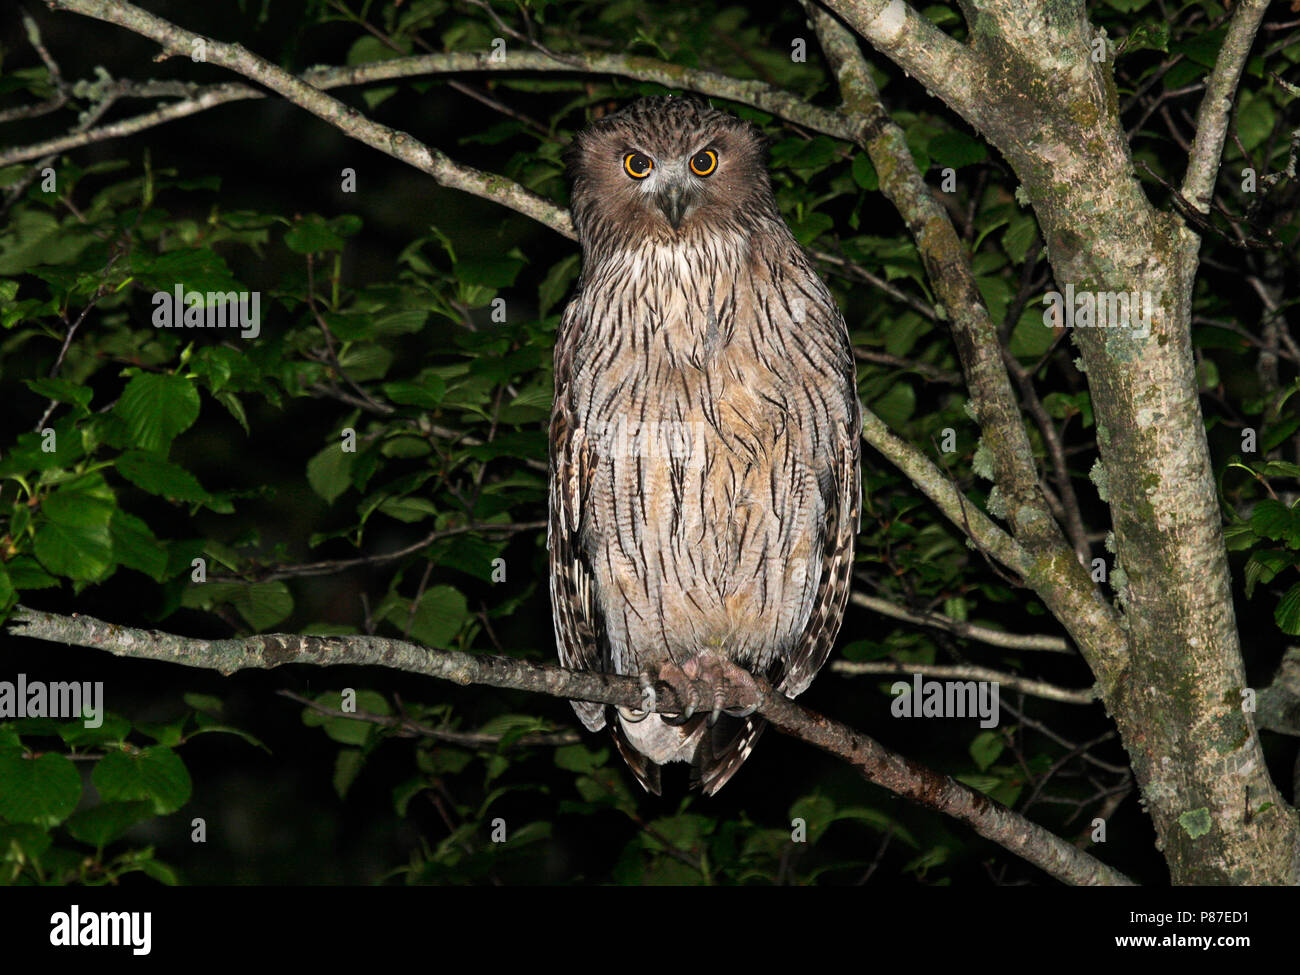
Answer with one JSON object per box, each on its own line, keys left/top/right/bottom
{"left": 548, "top": 96, "right": 861, "bottom": 795}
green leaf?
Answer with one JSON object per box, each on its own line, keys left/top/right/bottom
{"left": 135, "top": 716, "right": 188, "bottom": 747}
{"left": 306, "top": 442, "right": 356, "bottom": 504}
{"left": 393, "top": 585, "right": 468, "bottom": 648}
{"left": 1275, "top": 582, "right": 1300, "bottom": 635}
{"left": 110, "top": 509, "right": 169, "bottom": 580}
{"left": 851, "top": 153, "right": 878, "bottom": 191}
{"left": 92, "top": 747, "right": 192, "bottom": 815}
{"left": 539, "top": 254, "right": 580, "bottom": 317}
{"left": 1244, "top": 549, "right": 1290, "bottom": 597}
{"left": 969, "top": 730, "right": 1004, "bottom": 771}
{"left": 0, "top": 823, "right": 52, "bottom": 861}
{"left": 870, "top": 380, "right": 916, "bottom": 427}
{"left": 1250, "top": 499, "right": 1293, "bottom": 542}
{"left": 555, "top": 744, "right": 607, "bottom": 774}
{"left": 34, "top": 475, "right": 116, "bottom": 581}
{"left": 835, "top": 806, "right": 920, "bottom": 848}
{"left": 456, "top": 256, "right": 527, "bottom": 289}
{"left": 333, "top": 748, "right": 365, "bottom": 798}
{"left": 186, "top": 718, "right": 268, "bottom": 751}
{"left": 789, "top": 794, "right": 836, "bottom": 845}
{"left": 134, "top": 248, "right": 244, "bottom": 297}
{"left": 337, "top": 343, "right": 393, "bottom": 382}
{"left": 393, "top": 776, "right": 427, "bottom": 817}
{"left": 382, "top": 376, "right": 446, "bottom": 409}
{"left": 183, "top": 693, "right": 224, "bottom": 715}
{"left": 116, "top": 450, "right": 209, "bottom": 502}
{"left": 24, "top": 377, "right": 92, "bottom": 412}
{"left": 301, "top": 690, "right": 391, "bottom": 745}
{"left": 1009, "top": 305, "right": 1057, "bottom": 358}
{"left": 181, "top": 580, "right": 293, "bottom": 630}
{"left": 791, "top": 211, "right": 833, "bottom": 247}
{"left": 0, "top": 749, "right": 82, "bottom": 826}
{"left": 114, "top": 373, "right": 200, "bottom": 452}
{"left": 59, "top": 714, "right": 131, "bottom": 748}
{"left": 377, "top": 496, "right": 437, "bottom": 522}
{"left": 927, "top": 131, "right": 988, "bottom": 169}
{"left": 64, "top": 800, "right": 155, "bottom": 847}
{"left": 136, "top": 857, "right": 180, "bottom": 885}
{"left": 1123, "top": 21, "right": 1169, "bottom": 55}
{"left": 1236, "top": 91, "right": 1274, "bottom": 153}
{"left": 284, "top": 215, "right": 361, "bottom": 253}
{"left": 1002, "top": 214, "right": 1038, "bottom": 264}
{"left": 5, "top": 557, "right": 58, "bottom": 591}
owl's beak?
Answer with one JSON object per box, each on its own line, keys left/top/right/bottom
{"left": 656, "top": 181, "right": 693, "bottom": 230}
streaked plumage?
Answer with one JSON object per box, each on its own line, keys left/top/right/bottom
{"left": 548, "top": 96, "right": 861, "bottom": 794}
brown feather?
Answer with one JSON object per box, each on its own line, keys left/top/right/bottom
{"left": 548, "top": 96, "right": 862, "bottom": 792}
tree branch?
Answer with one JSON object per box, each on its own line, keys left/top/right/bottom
{"left": 6, "top": 604, "right": 1133, "bottom": 885}
{"left": 803, "top": 0, "right": 1129, "bottom": 683}
{"left": 831, "top": 659, "right": 1096, "bottom": 705}
{"left": 1181, "top": 0, "right": 1272, "bottom": 214}
{"left": 849, "top": 592, "right": 1072, "bottom": 653}
{"left": 43, "top": 0, "right": 576, "bottom": 239}
{"left": 0, "top": 44, "right": 864, "bottom": 171}
{"left": 819, "top": 0, "right": 977, "bottom": 121}
{"left": 859, "top": 408, "right": 1027, "bottom": 577}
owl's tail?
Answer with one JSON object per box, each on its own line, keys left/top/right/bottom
{"left": 692, "top": 714, "right": 767, "bottom": 796}
{"left": 610, "top": 709, "right": 766, "bottom": 796}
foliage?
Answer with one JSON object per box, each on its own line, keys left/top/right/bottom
{"left": 0, "top": 0, "right": 1296, "bottom": 883}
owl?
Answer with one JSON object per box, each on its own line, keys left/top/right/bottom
{"left": 548, "top": 96, "right": 861, "bottom": 795}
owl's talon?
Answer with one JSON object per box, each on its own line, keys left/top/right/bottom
{"left": 656, "top": 662, "right": 701, "bottom": 725}
{"left": 708, "top": 686, "right": 728, "bottom": 726}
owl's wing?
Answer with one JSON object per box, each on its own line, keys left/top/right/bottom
{"left": 548, "top": 330, "right": 607, "bottom": 732}
{"left": 775, "top": 402, "right": 862, "bottom": 698}
{"left": 693, "top": 429, "right": 858, "bottom": 796}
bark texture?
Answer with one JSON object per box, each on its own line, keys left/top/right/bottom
{"left": 830, "top": 0, "right": 1298, "bottom": 883}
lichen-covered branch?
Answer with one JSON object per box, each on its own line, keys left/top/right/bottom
{"left": 1181, "top": 0, "right": 1272, "bottom": 213}
{"left": 859, "top": 407, "right": 1028, "bottom": 575}
{"left": 803, "top": 1, "right": 1128, "bottom": 683}
{"left": 837, "top": 0, "right": 1300, "bottom": 883}
{"left": 6, "top": 604, "right": 1132, "bottom": 885}
{"left": 819, "top": 0, "right": 976, "bottom": 121}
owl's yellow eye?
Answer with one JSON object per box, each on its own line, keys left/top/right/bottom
{"left": 624, "top": 153, "right": 654, "bottom": 179}
{"left": 689, "top": 149, "right": 718, "bottom": 177}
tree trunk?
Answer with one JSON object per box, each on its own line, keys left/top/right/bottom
{"left": 951, "top": 5, "right": 1300, "bottom": 883}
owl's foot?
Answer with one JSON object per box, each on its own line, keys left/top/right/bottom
{"left": 654, "top": 655, "right": 764, "bottom": 727}
{"left": 655, "top": 660, "right": 704, "bottom": 726}
{"left": 616, "top": 674, "right": 657, "bottom": 724}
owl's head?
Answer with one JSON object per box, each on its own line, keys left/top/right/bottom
{"left": 566, "top": 96, "right": 777, "bottom": 249}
